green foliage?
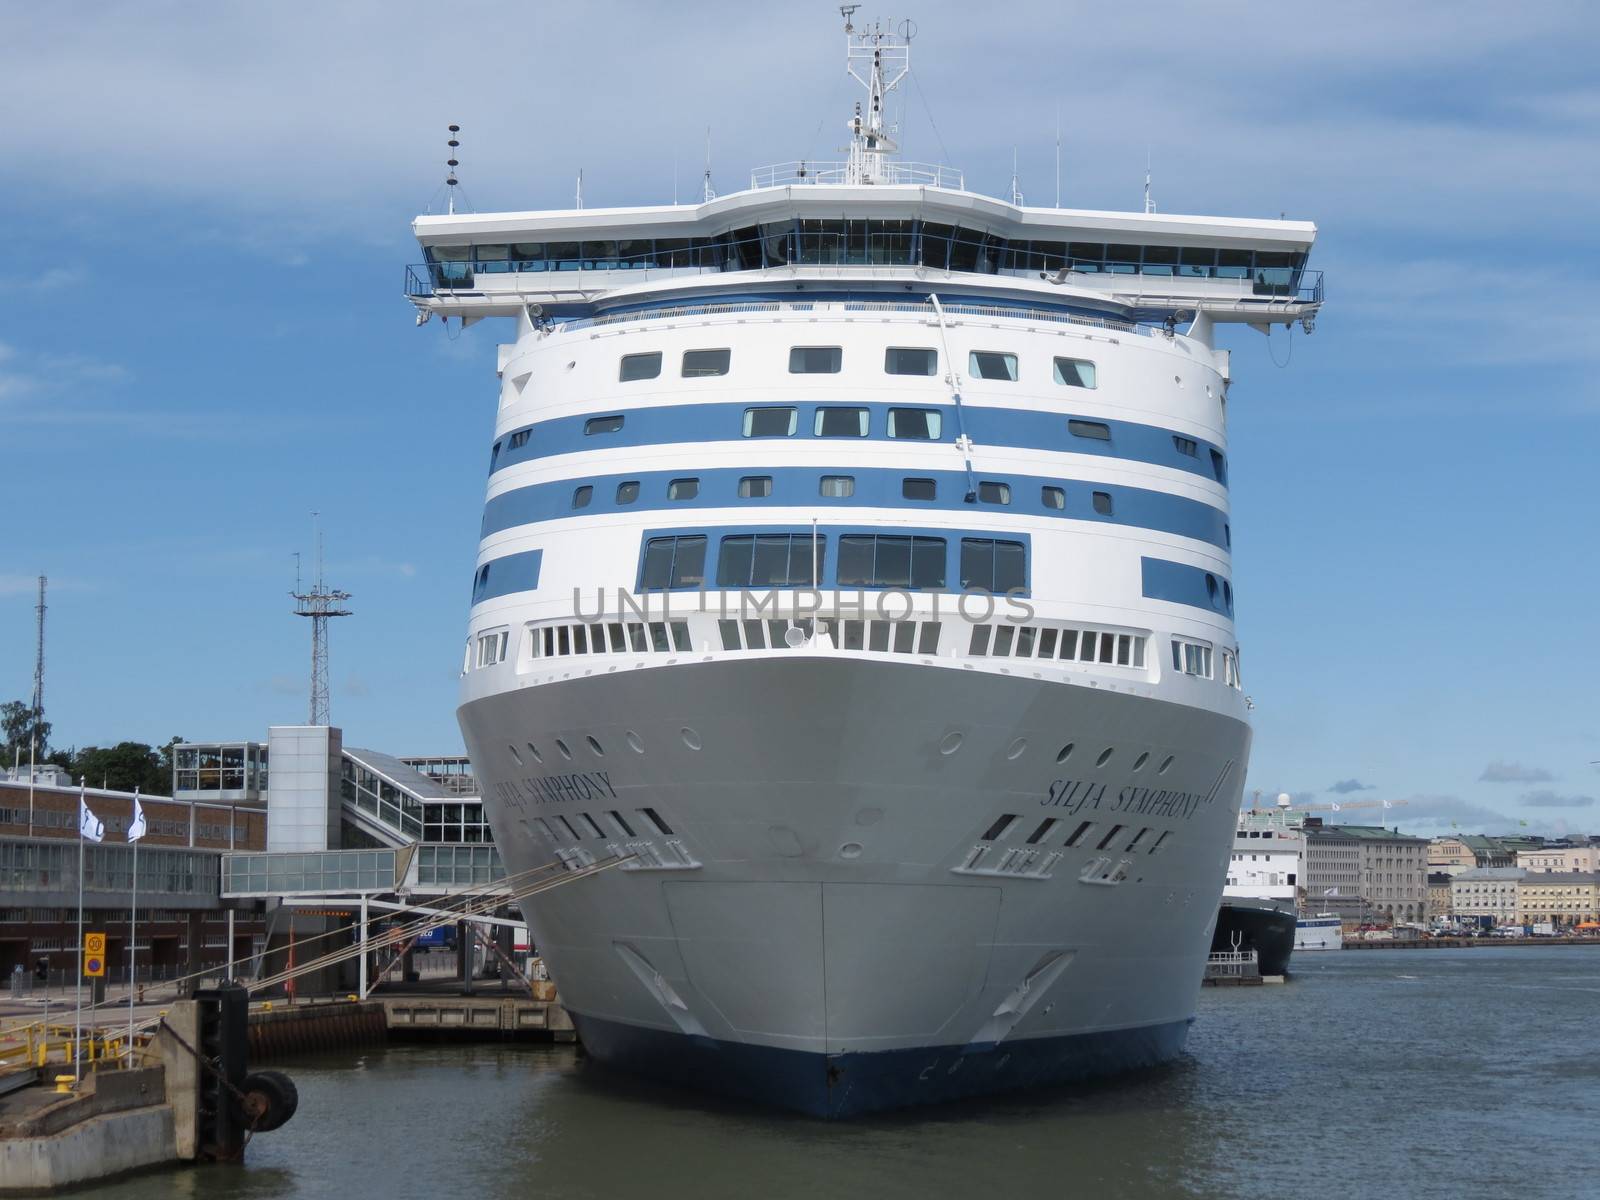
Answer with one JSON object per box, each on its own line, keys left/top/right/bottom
{"left": 69, "top": 742, "right": 168, "bottom": 795}
{"left": 0, "top": 700, "right": 51, "bottom": 766}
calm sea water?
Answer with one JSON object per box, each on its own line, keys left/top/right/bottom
{"left": 84, "top": 948, "right": 1600, "bottom": 1200}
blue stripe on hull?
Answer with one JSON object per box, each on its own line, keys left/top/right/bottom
{"left": 568, "top": 1012, "right": 1193, "bottom": 1118}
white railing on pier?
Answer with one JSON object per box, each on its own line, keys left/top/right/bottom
{"left": 750, "top": 161, "right": 965, "bottom": 191}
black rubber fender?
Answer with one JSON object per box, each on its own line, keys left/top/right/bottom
{"left": 239, "top": 1069, "right": 299, "bottom": 1132}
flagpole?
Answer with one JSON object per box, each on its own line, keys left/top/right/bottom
{"left": 128, "top": 788, "right": 139, "bottom": 1060}
{"left": 74, "top": 778, "right": 85, "bottom": 1084}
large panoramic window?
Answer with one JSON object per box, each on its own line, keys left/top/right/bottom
{"left": 837, "top": 535, "right": 946, "bottom": 589}
{"left": 960, "top": 538, "right": 1027, "bottom": 592}
{"left": 716, "top": 534, "right": 824, "bottom": 588}
{"left": 639, "top": 536, "right": 708, "bottom": 590}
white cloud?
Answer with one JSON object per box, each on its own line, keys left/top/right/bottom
{"left": 1520, "top": 790, "right": 1594, "bottom": 809}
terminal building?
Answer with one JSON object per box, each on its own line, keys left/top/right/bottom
{"left": 2, "top": 726, "right": 509, "bottom": 993}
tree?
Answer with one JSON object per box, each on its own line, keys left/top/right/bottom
{"left": 0, "top": 700, "right": 51, "bottom": 767}
{"left": 70, "top": 742, "right": 164, "bottom": 795}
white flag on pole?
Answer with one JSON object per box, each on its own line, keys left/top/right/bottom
{"left": 1330, "top": 802, "right": 1341, "bottom": 812}
{"left": 1324, "top": 887, "right": 1339, "bottom": 897}
{"left": 79, "top": 797, "right": 104, "bottom": 842}
{"left": 1381, "top": 799, "right": 1393, "bottom": 810}
{"left": 128, "top": 796, "right": 147, "bottom": 842}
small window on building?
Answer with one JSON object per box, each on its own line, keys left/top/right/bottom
{"left": 1041, "top": 486, "right": 1065, "bottom": 510}
{"left": 820, "top": 475, "right": 855, "bottom": 498}
{"left": 1092, "top": 491, "right": 1114, "bottom": 516}
{"left": 585, "top": 414, "right": 624, "bottom": 435}
{"left": 1068, "top": 419, "right": 1111, "bottom": 441}
{"left": 744, "top": 406, "right": 798, "bottom": 437}
{"left": 1173, "top": 435, "right": 1199, "bottom": 457}
{"left": 619, "top": 352, "right": 662, "bottom": 381}
{"left": 1054, "top": 357, "right": 1097, "bottom": 388}
{"left": 814, "top": 406, "right": 869, "bottom": 437}
{"left": 616, "top": 480, "right": 640, "bottom": 504}
{"left": 668, "top": 477, "right": 699, "bottom": 501}
{"left": 682, "top": 348, "right": 731, "bottom": 377}
{"left": 571, "top": 485, "right": 593, "bottom": 509}
{"left": 789, "top": 346, "right": 842, "bottom": 374}
{"left": 903, "top": 477, "right": 936, "bottom": 501}
{"left": 885, "top": 347, "right": 937, "bottom": 376}
{"left": 969, "top": 351, "right": 1018, "bottom": 381}
{"left": 887, "top": 408, "right": 942, "bottom": 440}
{"left": 739, "top": 475, "right": 773, "bottom": 499}
{"left": 977, "top": 481, "right": 1011, "bottom": 505}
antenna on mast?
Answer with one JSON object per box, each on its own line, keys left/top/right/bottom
{"left": 291, "top": 513, "right": 352, "bottom": 728}
{"left": 1143, "top": 152, "right": 1155, "bottom": 214}
{"left": 840, "top": 8, "right": 911, "bottom": 185}
{"left": 445, "top": 125, "right": 461, "bottom": 215}
{"left": 1010, "top": 146, "right": 1023, "bottom": 207}
{"left": 576, "top": 168, "right": 584, "bottom": 209}
{"left": 702, "top": 127, "right": 715, "bottom": 202}
{"left": 1054, "top": 104, "right": 1061, "bottom": 208}
{"left": 31, "top": 576, "right": 45, "bottom": 727}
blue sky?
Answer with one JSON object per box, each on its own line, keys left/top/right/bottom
{"left": 2, "top": 2, "right": 1595, "bottom": 835}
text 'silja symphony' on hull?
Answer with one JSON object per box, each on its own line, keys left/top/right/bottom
{"left": 405, "top": 14, "right": 1321, "bottom": 1116}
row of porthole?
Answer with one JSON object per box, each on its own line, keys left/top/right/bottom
{"left": 508, "top": 727, "right": 695, "bottom": 766}
{"left": 936, "top": 730, "right": 1176, "bottom": 775}
{"left": 512, "top": 727, "right": 1177, "bottom": 773}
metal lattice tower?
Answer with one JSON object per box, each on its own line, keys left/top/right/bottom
{"left": 31, "top": 575, "right": 45, "bottom": 725}
{"left": 291, "top": 521, "right": 352, "bottom": 727}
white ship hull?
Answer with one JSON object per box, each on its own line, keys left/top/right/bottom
{"left": 1294, "top": 916, "right": 1344, "bottom": 952}
{"left": 461, "top": 652, "right": 1247, "bottom": 1115}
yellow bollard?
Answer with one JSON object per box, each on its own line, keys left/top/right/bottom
{"left": 346, "top": 994, "right": 359, "bottom": 1002}
{"left": 54, "top": 1075, "right": 74, "bottom": 1094}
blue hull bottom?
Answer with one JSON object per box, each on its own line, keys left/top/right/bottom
{"left": 569, "top": 1013, "right": 1194, "bottom": 1118}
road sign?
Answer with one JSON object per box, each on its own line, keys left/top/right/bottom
{"left": 84, "top": 932, "right": 106, "bottom": 978}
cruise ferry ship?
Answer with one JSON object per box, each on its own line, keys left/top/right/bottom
{"left": 1216, "top": 798, "right": 1306, "bottom": 975}
{"left": 407, "top": 16, "right": 1321, "bottom": 1116}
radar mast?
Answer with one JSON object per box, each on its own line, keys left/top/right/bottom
{"left": 840, "top": 7, "right": 911, "bottom": 185}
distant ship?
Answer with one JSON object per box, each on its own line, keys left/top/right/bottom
{"left": 407, "top": 14, "right": 1321, "bottom": 1115}
{"left": 1214, "top": 798, "right": 1304, "bottom": 975}
{"left": 1295, "top": 913, "right": 1344, "bottom": 952}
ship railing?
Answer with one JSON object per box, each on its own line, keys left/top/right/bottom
{"left": 750, "top": 161, "right": 966, "bottom": 190}
{"left": 1204, "top": 949, "right": 1260, "bottom": 980}
{"left": 561, "top": 298, "right": 1143, "bottom": 336}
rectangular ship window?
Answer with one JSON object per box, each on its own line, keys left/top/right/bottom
{"left": 1068, "top": 419, "right": 1111, "bottom": 441}
{"left": 885, "top": 347, "right": 937, "bottom": 376}
{"left": 1054, "top": 358, "right": 1097, "bottom": 388}
{"left": 619, "top": 352, "right": 661, "bottom": 382}
{"left": 738, "top": 475, "right": 773, "bottom": 498}
{"left": 682, "top": 348, "right": 731, "bottom": 377}
{"left": 789, "top": 346, "right": 842, "bottom": 374}
{"left": 814, "top": 406, "right": 869, "bottom": 437}
{"left": 887, "top": 408, "right": 942, "bottom": 440}
{"left": 743, "top": 406, "right": 797, "bottom": 437}
{"left": 585, "top": 414, "right": 625, "bottom": 435}
{"left": 969, "top": 351, "right": 1018, "bottom": 381}
{"left": 903, "top": 477, "right": 937, "bottom": 500}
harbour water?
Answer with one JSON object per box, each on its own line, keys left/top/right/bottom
{"left": 81, "top": 948, "right": 1600, "bottom": 1200}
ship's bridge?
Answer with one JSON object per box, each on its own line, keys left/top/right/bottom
{"left": 408, "top": 188, "right": 1320, "bottom": 331}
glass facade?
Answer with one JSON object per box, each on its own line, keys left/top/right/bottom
{"left": 340, "top": 759, "right": 425, "bottom": 839}
{"left": 416, "top": 845, "right": 504, "bottom": 887}
{"left": 222, "top": 849, "right": 397, "bottom": 896}
{"left": 418, "top": 221, "right": 1311, "bottom": 297}
{"left": 174, "top": 742, "right": 268, "bottom": 797}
